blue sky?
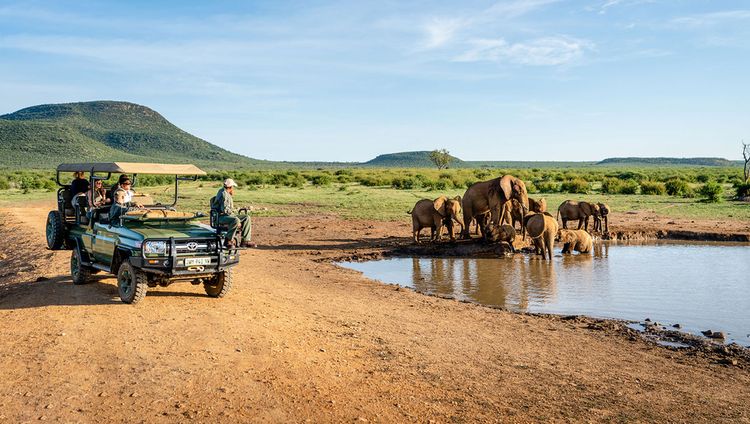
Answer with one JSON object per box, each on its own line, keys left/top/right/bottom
{"left": 0, "top": 0, "right": 748, "bottom": 162}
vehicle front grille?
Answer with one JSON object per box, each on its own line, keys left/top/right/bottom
{"left": 174, "top": 240, "right": 216, "bottom": 256}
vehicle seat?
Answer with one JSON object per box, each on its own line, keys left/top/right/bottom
{"left": 62, "top": 188, "right": 75, "bottom": 218}
{"left": 209, "top": 196, "right": 232, "bottom": 231}
{"left": 74, "top": 194, "right": 89, "bottom": 225}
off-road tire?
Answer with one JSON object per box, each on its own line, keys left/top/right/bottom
{"left": 46, "top": 211, "right": 65, "bottom": 250}
{"left": 117, "top": 262, "right": 148, "bottom": 304}
{"left": 204, "top": 269, "right": 233, "bottom": 298}
{"left": 70, "top": 249, "right": 93, "bottom": 285}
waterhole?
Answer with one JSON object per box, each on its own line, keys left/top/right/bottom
{"left": 340, "top": 241, "right": 750, "bottom": 346}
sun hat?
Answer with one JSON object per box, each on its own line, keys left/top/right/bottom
{"left": 224, "top": 178, "right": 238, "bottom": 188}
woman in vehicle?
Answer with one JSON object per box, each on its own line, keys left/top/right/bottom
{"left": 88, "top": 179, "right": 110, "bottom": 208}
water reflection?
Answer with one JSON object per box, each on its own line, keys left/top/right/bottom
{"left": 341, "top": 241, "right": 750, "bottom": 346}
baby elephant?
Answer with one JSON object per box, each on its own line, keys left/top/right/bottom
{"left": 483, "top": 223, "right": 516, "bottom": 252}
{"left": 524, "top": 212, "right": 558, "bottom": 260}
{"left": 409, "top": 195, "right": 463, "bottom": 243}
{"left": 558, "top": 229, "right": 593, "bottom": 254}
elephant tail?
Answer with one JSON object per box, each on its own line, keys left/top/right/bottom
{"left": 407, "top": 209, "right": 413, "bottom": 215}
{"left": 556, "top": 208, "right": 560, "bottom": 223}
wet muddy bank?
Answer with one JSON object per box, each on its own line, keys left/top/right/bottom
{"left": 605, "top": 230, "right": 750, "bottom": 242}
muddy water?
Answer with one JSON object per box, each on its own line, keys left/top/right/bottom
{"left": 340, "top": 242, "right": 750, "bottom": 346}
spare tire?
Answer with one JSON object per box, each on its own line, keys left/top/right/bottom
{"left": 46, "top": 210, "right": 66, "bottom": 250}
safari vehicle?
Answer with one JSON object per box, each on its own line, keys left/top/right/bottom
{"left": 46, "top": 162, "right": 242, "bottom": 304}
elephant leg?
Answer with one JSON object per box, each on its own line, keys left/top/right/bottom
{"left": 547, "top": 233, "right": 554, "bottom": 260}
{"left": 562, "top": 219, "right": 568, "bottom": 229}
{"left": 577, "top": 218, "right": 583, "bottom": 230}
{"left": 461, "top": 206, "right": 473, "bottom": 239}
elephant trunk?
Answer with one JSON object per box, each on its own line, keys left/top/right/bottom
{"left": 604, "top": 215, "right": 609, "bottom": 233}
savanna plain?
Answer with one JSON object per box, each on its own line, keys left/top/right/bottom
{"left": 1, "top": 166, "right": 750, "bottom": 422}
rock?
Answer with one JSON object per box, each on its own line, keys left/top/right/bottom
{"left": 701, "top": 330, "right": 713, "bottom": 337}
{"left": 35, "top": 277, "right": 48, "bottom": 282}
{"left": 710, "top": 331, "right": 726, "bottom": 340}
{"left": 672, "top": 323, "right": 681, "bottom": 329}
{"left": 645, "top": 318, "right": 651, "bottom": 322}
{"left": 720, "top": 358, "right": 738, "bottom": 366}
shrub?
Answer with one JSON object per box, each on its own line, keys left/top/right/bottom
{"left": 0, "top": 176, "right": 10, "bottom": 190}
{"left": 391, "top": 177, "right": 417, "bottom": 190}
{"left": 560, "top": 179, "right": 589, "bottom": 194}
{"left": 699, "top": 181, "right": 723, "bottom": 202}
{"left": 618, "top": 179, "right": 639, "bottom": 195}
{"left": 734, "top": 182, "right": 750, "bottom": 199}
{"left": 665, "top": 179, "right": 690, "bottom": 197}
{"left": 601, "top": 178, "right": 623, "bottom": 194}
{"left": 639, "top": 180, "right": 666, "bottom": 195}
{"left": 696, "top": 174, "right": 711, "bottom": 183}
{"left": 310, "top": 174, "right": 332, "bottom": 186}
{"left": 536, "top": 181, "right": 560, "bottom": 193}
{"left": 245, "top": 174, "right": 267, "bottom": 186}
{"left": 525, "top": 181, "right": 538, "bottom": 194}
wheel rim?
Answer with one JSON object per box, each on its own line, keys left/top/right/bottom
{"left": 119, "top": 269, "right": 133, "bottom": 297}
{"left": 46, "top": 218, "right": 55, "bottom": 245}
{"left": 71, "top": 253, "right": 79, "bottom": 278}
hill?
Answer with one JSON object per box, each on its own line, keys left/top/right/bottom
{"left": 363, "top": 151, "right": 464, "bottom": 168}
{"left": 0, "top": 101, "right": 261, "bottom": 169}
{"left": 596, "top": 157, "right": 737, "bottom": 167}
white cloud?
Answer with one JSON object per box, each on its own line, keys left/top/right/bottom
{"left": 421, "top": 17, "right": 466, "bottom": 49}
{"left": 454, "top": 36, "right": 593, "bottom": 66}
{"left": 671, "top": 10, "right": 750, "bottom": 27}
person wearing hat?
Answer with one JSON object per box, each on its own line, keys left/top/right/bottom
{"left": 212, "top": 178, "right": 254, "bottom": 248}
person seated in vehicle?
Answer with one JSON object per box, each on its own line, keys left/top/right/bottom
{"left": 113, "top": 178, "right": 143, "bottom": 208}
{"left": 107, "top": 174, "right": 130, "bottom": 204}
{"left": 88, "top": 179, "right": 110, "bottom": 208}
{"left": 109, "top": 188, "right": 144, "bottom": 224}
{"left": 212, "top": 178, "right": 255, "bottom": 248}
{"left": 70, "top": 171, "right": 90, "bottom": 196}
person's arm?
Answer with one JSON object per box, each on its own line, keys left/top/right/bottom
{"left": 223, "top": 192, "right": 234, "bottom": 215}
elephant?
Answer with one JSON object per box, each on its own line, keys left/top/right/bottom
{"left": 529, "top": 197, "right": 547, "bottom": 213}
{"left": 525, "top": 212, "right": 558, "bottom": 260}
{"left": 461, "top": 175, "right": 529, "bottom": 239}
{"left": 594, "top": 203, "right": 610, "bottom": 233}
{"left": 482, "top": 223, "right": 516, "bottom": 252}
{"left": 556, "top": 200, "right": 600, "bottom": 232}
{"left": 409, "top": 195, "right": 463, "bottom": 243}
{"left": 557, "top": 229, "right": 593, "bottom": 254}
{"left": 500, "top": 199, "right": 525, "bottom": 239}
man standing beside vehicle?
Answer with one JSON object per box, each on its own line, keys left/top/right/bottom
{"left": 213, "top": 178, "right": 255, "bottom": 248}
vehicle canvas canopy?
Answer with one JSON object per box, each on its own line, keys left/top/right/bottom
{"left": 56, "top": 162, "right": 206, "bottom": 210}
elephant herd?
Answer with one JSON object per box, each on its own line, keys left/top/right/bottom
{"left": 408, "top": 175, "right": 611, "bottom": 260}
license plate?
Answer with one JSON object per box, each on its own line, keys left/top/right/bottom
{"left": 185, "top": 257, "right": 211, "bottom": 266}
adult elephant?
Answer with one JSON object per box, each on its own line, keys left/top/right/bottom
{"left": 556, "top": 200, "right": 600, "bottom": 232}
{"left": 461, "top": 175, "right": 529, "bottom": 239}
{"left": 525, "top": 212, "right": 558, "bottom": 260}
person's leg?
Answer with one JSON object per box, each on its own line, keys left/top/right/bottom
{"left": 219, "top": 216, "right": 240, "bottom": 245}
{"left": 239, "top": 214, "right": 252, "bottom": 243}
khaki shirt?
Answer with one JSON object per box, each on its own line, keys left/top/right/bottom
{"left": 213, "top": 187, "right": 235, "bottom": 216}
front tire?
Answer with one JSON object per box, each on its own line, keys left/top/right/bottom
{"left": 117, "top": 262, "right": 148, "bottom": 304}
{"left": 204, "top": 270, "right": 233, "bottom": 298}
{"left": 70, "top": 249, "right": 93, "bottom": 285}
{"left": 46, "top": 211, "right": 65, "bottom": 250}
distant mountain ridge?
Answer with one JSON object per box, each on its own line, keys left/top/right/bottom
{"left": 595, "top": 157, "right": 737, "bottom": 167}
{"left": 363, "top": 151, "right": 464, "bottom": 167}
{"left": 0, "top": 101, "right": 261, "bottom": 169}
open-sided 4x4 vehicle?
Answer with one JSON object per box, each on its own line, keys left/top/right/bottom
{"left": 46, "top": 162, "right": 243, "bottom": 304}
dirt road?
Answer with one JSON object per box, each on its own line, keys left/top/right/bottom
{"left": 1, "top": 204, "right": 748, "bottom": 422}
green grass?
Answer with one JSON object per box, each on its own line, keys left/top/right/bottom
{"left": 6, "top": 180, "right": 748, "bottom": 223}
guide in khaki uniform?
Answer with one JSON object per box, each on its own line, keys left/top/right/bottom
{"left": 213, "top": 178, "right": 255, "bottom": 248}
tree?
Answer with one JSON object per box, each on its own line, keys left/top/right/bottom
{"left": 743, "top": 141, "right": 750, "bottom": 183}
{"left": 429, "top": 149, "right": 453, "bottom": 170}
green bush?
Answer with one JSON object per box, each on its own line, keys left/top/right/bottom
{"left": 536, "top": 181, "right": 560, "bottom": 193}
{"left": 560, "top": 179, "right": 589, "bottom": 194}
{"left": 391, "top": 177, "right": 417, "bottom": 190}
{"left": 699, "top": 181, "right": 723, "bottom": 202}
{"left": 619, "top": 179, "right": 639, "bottom": 195}
{"left": 734, "top": 182, "right": 750, "bottom": 199}
{"left": 639, "top": 180, "right": 666, "bottom": 195}
{"left": 696, "top": 174, "right": 711, "bottom": 183}
{"left": 0, "top": 176, "right": 10, "bottom": 190}
{"left": 665, "top": 179, "right": 692, "bottom": 197}
{"left": 525, "top": 181, "right": 538, "bottom": 194}
{"left": 310, "top": 174, "right": 332, "bottom": 186}
{"left": 601, "top": 178, "right": 623, "bottom": 194}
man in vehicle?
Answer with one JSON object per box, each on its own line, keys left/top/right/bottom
{"left": 213, "top": 178, "right": 255, "bottom": 248}
{"left": 107, "top": 174, "right": 129, "bottom": 204}
{"left": 113, "top": 178, "right": 143, "bottom": 208}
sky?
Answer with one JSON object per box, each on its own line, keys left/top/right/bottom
{"left": 0, "top": 0, "right": 748, "bottom": 162}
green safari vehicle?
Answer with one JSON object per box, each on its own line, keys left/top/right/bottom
{"left": 46, "top": 162, "right": 241, "bottom": 304}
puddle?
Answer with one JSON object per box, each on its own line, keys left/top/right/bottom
{"left": 339, "top": 241, "right": 750, "bottom": 346}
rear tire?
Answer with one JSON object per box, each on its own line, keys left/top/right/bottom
{"left": 70, "top": 249, "right": 93, "bottom": 285}
{"left": 46, "top": 211, "right": 65, "bottom": 250}
{"left": 117, "top": 262, "right": 148, "bottom": 304}
{"left": 204, "top": 270, "right": 233, "bottom": 298}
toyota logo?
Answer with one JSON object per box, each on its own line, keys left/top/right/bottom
{"left": 186, "top": 242, "right": 199, "bottom": 251}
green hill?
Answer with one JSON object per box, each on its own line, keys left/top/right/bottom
{"left": 363, "top": 151, "right": 464, "bottom": 168}
{"left": 0, "top": 101, "right": 261, "bottom": 169}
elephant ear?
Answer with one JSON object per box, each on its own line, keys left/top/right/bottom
{"left": 433, "top": 196, "right": 448, "bottom": 216}
{"left": 499, "top": 175, "right": 514, "bottom": 202}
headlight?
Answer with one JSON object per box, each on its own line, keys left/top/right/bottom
{"left": 144, "top": 241, "right": 168, "bottom": 256}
